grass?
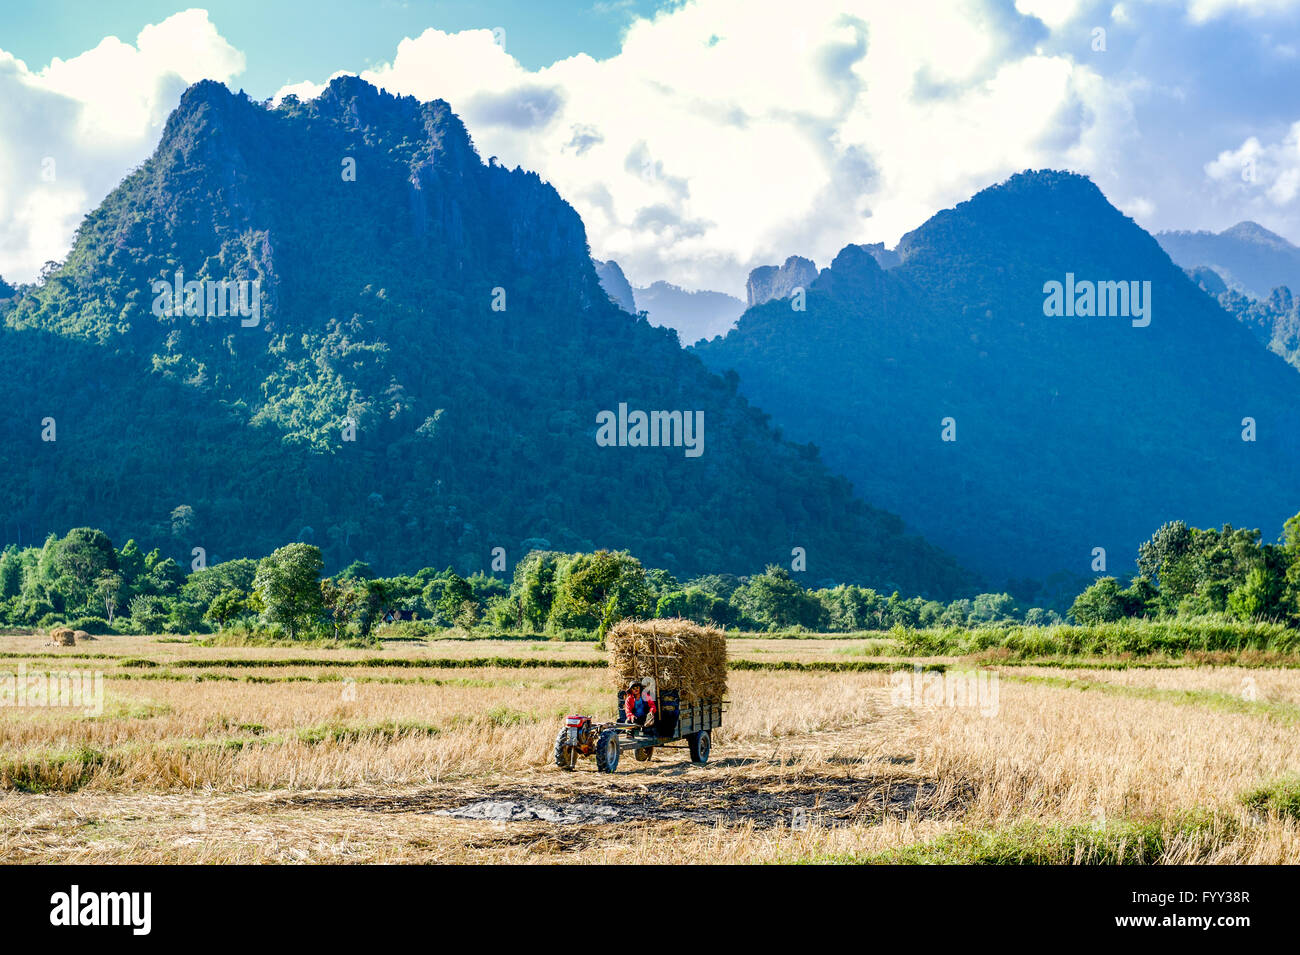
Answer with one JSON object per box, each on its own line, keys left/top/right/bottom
{"left": 5, "top": 629, "right": 1300, "bottom": 863}
{"left": 795, "top": 815, "right": 1228, "bottom": 865}
{"left": 0, "top": 719, "right": 444, "bottom": 791}
{"left": 198, "top": 632, "right": 381, "bottom": 650}
{"left": 896, "top": 618, "right": 1299, "bottom": 658}
{"left": 997, "top": 673, "right": 1300, "bottom": 726}
{"left": 0, "top": 744, "right": 107, "bottom": 792}
{"left": 1241, "top": 776, "right": 1300, "bottom": 820}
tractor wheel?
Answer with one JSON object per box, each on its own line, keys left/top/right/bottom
{"left": 553, "top": 727, "right": 576, "bottom": 770}
{"left": 595, "top": 729, "right": 621, "bottom": 774}
{"left": 687, "top": 730, "right": 711, "bottom": 765}
{"left": 633, "top": 745, "right": 653, "bottom": 761}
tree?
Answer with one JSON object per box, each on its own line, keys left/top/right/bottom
{"left": 206, "top": 589, "right": 248, "bottom": 628}
{"left": 182, "top": 558, "right": 257, "bottom": 608}
{"left": 1069, "top": 577, "right": 1126, "bottom": 624}
{"left": 513, "top": 551, "right": 564, "bottom": 631}
{"left": 549, "top": 551, "right": 654, "bottom": 636}
{"left": 0, "top": 549, "right": 22, "bottom": 599}
{"left": 969, "top": 592, "right": 1019, "bottom": 624}
{"left": 252, "top": 543, "right": 324, "bottom": 639}
{"left": 94, "top": 573, "right": 122, "bottom": 623}
{"left": 320, "top": 578, "right": 364, "bottom": 638}
{"left": 655, "top": 587, "right": 733, "bottom": 627}
{"left": 53, "top": 528, "right": 118, "bottom": 614}
{"left": 436, "top": 573, "right": 474, "bottom": 623}
{"left": 1227, "top": 567, "right": 1283, "bottom": 622}
{"left": 1137, "top": 521, "right": 1195, "bottom": 612}
{"left": 128, "top": 594, "right": 168, "bottom": 633}
{"left": 732, "top": 566, "right": 824, "bottom": 630}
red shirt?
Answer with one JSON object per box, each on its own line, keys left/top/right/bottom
{"left": 625, "top": 691, "right": 657, "bottom": 721}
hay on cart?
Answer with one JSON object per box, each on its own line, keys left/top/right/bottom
{"left": 608, "top": 618, "right": 727, "bottom": 702}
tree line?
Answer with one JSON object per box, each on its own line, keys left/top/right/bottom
{"left": 3, "top": 511, "right": 1298, "bottom": 640}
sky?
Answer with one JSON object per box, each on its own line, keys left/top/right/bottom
{"left": 3, "top": 0, "right": 1300, "bottom": 294}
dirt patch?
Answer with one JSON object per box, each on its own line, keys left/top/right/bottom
{"left": 285, "top": 772, "right": 965, "bottom": 830}
{"left": 438, "top": 800, "right": 620, "bottom": 824}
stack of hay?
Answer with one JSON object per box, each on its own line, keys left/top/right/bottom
{"left": 607, "top": 618, "right": 727, "bottom": 702}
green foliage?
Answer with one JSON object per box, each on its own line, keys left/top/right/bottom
{"left": 0, "top": 78, "right": 974, "bottom": 598}
{"left": 1241, "top": 776, "right": 1300, "bottom": 820}
{"left": 253, "top": 543, "right": 325, "bottom": 639}
{"left": 549, "top": 550, "right": 654, "bottom": 640}
{"left": 806, "top": 815, "right": 1224, "bottom": 865}
{"left": 732, "top": 566, "right": 826, "bottom": 631}
{"left": 3, "top": 507, "right": 1300, "bottom": 640}
{"left": 895, "top": 618, "right": 1300, "bottom": 657}
{"left": 205, "top": 589, "right": 249, "bottom": 628}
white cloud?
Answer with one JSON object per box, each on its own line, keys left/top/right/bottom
{"left": 1207, "top": 123, "right": 1300, "bottom": 206}
{"left": 0, "top": 10, "right": 243, "bottom": 283}
{"left": 1186, "top": 0, "right": 1298, "bottom": 23}
{"left": 1016, "top": 0, "right": 1086, "bottom": 30}
{"left": 286, "top": 0, "right": 1132, "bottom": 294}
{"left": 6, "top": 1, "right": 1300, "bottom": 295}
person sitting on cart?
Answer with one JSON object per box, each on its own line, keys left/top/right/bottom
{"left": 623, "top": 680, "right": 656, "bottom": 730}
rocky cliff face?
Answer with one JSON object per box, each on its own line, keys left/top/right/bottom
{"left": 0, "top": 77, "right": 976, "bottom": 594}
{"left": 594, "top": 259, "right": 637, "bottom": 313}
{"left": 746, "top": 255, "right": 818, "bottom": 307}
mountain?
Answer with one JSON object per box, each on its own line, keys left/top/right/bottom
{"left": 747, "top": 256, "right": 817, "bottom": 307}
{"left": 0, "top": 77, "right": 974, "bottom": 595}
{"left": 593, "top": 259, "right": 636, "bottom": 313}
{"left": 1204, "top": 283, "right": 1300, "bottom": 373}
{"left": 632, "top": 281, "right": 744, "bottom": 344}
{"left": 1157, "top": 221, "right": 1300, "bottom": 299}
{"left": 696, "top": 170, "right": 1300, "bottom": 583}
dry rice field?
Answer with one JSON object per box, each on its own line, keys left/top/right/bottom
{"left": 2, "top": 632, "right": 1298, "bottom": 864}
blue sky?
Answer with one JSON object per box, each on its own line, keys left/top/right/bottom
{"left": 4, "top": 1, "right": 1300, "bottom": 293}
{"left": 0, "top": 0, "right": 668, "bottom": 94}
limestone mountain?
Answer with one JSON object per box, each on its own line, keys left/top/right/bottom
{"left": 0, "top": 77, "right": 973, "bottom": 594}
{"left": 630, "top": 280, "right": 744, "bottom": 345}
{"left": 747, "top": 256, "right": 818, "bottom": 307}
{"left": 1158, "top": 221, "right": 1300, "bottom": 299}
{"left": 697, "top": 170, "right": 1300, "bottom": 583}
{"left": 593, "top": 259, "right": 636, "bottom": 313}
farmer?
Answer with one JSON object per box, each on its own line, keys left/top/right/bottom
{"left": 624, "top": 680, "right": 656, "bottom": 730}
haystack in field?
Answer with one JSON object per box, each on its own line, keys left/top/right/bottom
{"left": 50, "top": 627, "right": 75, "bottom": 647}
{"left": 608, "top": 618, "right": 727, "bottom": 702}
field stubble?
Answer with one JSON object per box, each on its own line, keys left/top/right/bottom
{"left": 1, "top": 633, "right": 1298, "bottom": 863}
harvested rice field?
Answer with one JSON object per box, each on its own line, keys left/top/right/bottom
{"left": 2, "top": 632, "right": 1299, "bottom": 864}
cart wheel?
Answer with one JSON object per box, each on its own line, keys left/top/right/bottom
{"left": 687, "top": 730, "right": 711, "bottom": 765}
{"left": 633, "top": 745, "right": 653, "bottom": 761}
{"left": 553, "top": 727, "right": 576, "bottom": 770}
{"left": 595, "top": 729, "right": 621, "bottom": 774}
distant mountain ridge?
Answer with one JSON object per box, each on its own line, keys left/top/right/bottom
{"left": 593, "top": 259, "right": 636, "bottom": 313}
{"left": 1157, "top": 221, "right": 1300, "bottom": 299}
{"left": 698, "top": 170, "right": 1300, "bottom": 582}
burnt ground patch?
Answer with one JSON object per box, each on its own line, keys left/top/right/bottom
{"left": 282, "top": 772, "right": 968, "bottom": 830}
